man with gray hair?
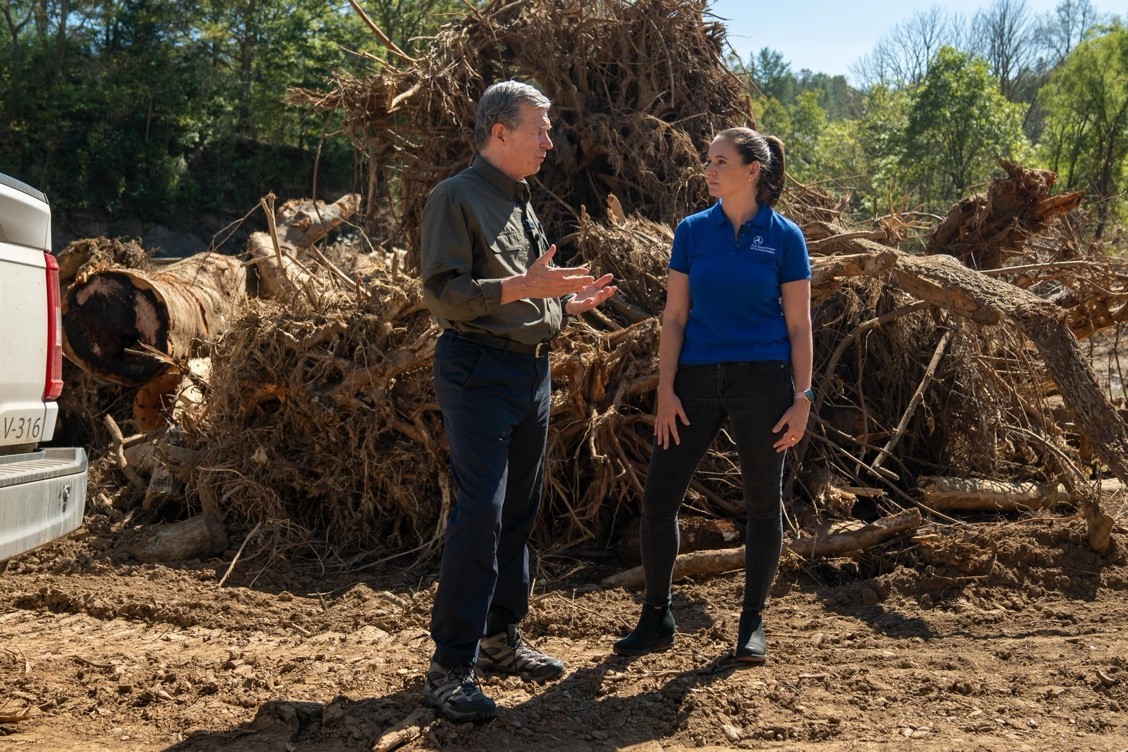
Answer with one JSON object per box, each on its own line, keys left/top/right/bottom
{"left": 419, "top": 79, "right": 617, "bottom": 721}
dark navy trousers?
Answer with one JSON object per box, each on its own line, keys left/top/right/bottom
{"left": 429, "top": 330, "right": 550, "bottom": 668}
{"left": 640, "top": 361, "right": 791, "bottom": 613}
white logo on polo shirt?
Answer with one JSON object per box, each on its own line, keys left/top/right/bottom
{"left": 748, "top": 235, "right": 776, "bottom": 254}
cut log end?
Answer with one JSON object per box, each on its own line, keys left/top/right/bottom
{"left": 63, "top": 272, "right": 169, "bottom": 386}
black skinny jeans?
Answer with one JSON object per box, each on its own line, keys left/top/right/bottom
{"left": 639, "top": 361, "right": 791, "bottom": 613}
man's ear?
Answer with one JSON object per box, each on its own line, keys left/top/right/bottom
{"left": 491, "top": 121, "right": 509, "bottom": 145}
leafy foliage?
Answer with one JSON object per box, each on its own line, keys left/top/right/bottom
{"left": 1037, "top": 21, "right": 1128, "bottom": 236}
{"left": 901, "top": 47, "right": 1029, "bottom": 207}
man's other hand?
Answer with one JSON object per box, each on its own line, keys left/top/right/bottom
{"left": 565, "top": 274, "right": 617, "bottom": 314}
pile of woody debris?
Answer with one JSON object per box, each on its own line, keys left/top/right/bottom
{"left": 56, "top": 0, "right": 1128, "bottom": 575}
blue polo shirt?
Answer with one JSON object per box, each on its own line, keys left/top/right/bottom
{"left": 669, "top": 201, "right": 810, "bottom": 365}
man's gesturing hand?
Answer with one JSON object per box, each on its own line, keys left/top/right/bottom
{"left": 565, "top": 273, "right": 617, "bottom": 315}
{"left": 501, "top": 245, "right": 595, "bottom": 303}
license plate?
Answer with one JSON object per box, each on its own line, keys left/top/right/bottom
{"left": 2, "top": 416, "right": 43, "bottom": 442}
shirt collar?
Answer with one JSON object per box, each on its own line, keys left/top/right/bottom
{"left": 709, "top": 200, "right": 772, "bottom": 228}
{"left": 471, "top": 155, "right": 530, "bottom": 203}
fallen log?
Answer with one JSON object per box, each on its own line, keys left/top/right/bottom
{"left": 62, "top": 253, "right": 246, "bottom": 387}
{"left": 130, "top": 516, "right": 228, "bottom": 564}
{"left": 276, "top": 193, "right": 361, "bottom": 251}
{"left": 247, "top": 193, "right": 361, "bottom": 298}
{"left": 814, "top": 241, "right": 1123, "bottom": 552}
{"left": 601, "top": 509, "right": 921, "bottom": 589}
{"left": 917, "top": 476, "right": 1067, "bottom": 512}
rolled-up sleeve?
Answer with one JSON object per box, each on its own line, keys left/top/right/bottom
{"left": 420, "top": 185, "right": 503, "bottom": 322}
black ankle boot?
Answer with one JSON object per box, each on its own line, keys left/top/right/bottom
{"left": 613, "top": 602, "right": 675, "bottom": 656}
{"left": 736, "top": 610, "right": 766, "bottom": 663}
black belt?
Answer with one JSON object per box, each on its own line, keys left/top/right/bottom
{"left": 451, "top": 330, "right": 551, "bottom": 357}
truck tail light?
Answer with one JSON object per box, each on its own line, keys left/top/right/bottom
{"left": 44, "top": 252, "right": 64, "bottom": 401}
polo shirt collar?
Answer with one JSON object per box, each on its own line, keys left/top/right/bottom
{"left": 472, "top": 155, "right": 530, "bottom": 203}
{"left": 710, "top": 200, "right": 773, "bottom": 228}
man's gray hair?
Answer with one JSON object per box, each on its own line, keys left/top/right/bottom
{"left": 474, "top": 80, "right": 552, "bottom": 151}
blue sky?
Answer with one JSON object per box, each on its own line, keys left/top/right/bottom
{"left": 708, "top": 0, "right": 1125, "bottom": 81}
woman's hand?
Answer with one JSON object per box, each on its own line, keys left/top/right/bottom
{"left": 772, "top": 399, "right": 811, "bottom": 452}
{"left": 654, "top": 389, "right": 689, "bottom": 449}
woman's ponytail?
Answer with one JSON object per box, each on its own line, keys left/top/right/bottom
{"left": 757, "top": 136, "right": 786, "bottom": 208}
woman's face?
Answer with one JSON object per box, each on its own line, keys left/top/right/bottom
{"left": 703, "top": 136, "right": 758, "bottom": 200}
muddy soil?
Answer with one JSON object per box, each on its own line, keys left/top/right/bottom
{"left": 2, "top": 481, "right": 1127, "bottom": 752}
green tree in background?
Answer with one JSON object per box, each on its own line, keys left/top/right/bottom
{"left": 361, "top": 0, "right": 466, "bottom": 55}
{"left": 810, "top": 119, "right": 867, "bottom": 204}
{"left": 745, "top": 47, "right": 794, "bottom": 104}
{"left": 1037, "top": 21, "right": 1128, "bottom": 238}
{"left": 778, "top": 90, "right": 827, "bottom": 184}
{"left": 186, "top": 0, "right": 374, "bottom": 211}
{"left": 794, "top": 70, "right": 863, "bottom": 121}
{"left": 901, "top": 46, "right": 1028, "bottom": 209}
{"left": 852, "top": 85, "right": 914, "bottom": 218}
{"left": 741, "top": 47, "right": 861, "bottom": 195}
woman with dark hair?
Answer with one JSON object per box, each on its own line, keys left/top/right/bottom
{"left": 613, "top": 127, "right": 813, "bottom": 663}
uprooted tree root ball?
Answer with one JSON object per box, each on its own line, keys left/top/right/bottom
{"left": 294, "top": 0, "right": 753, "bottom": 257}
{"left": 186, "top": 268, "right": 446, "bottom": 560}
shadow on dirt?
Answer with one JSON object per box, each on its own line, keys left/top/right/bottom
{"left": 162, "top": 653, "right": 756, "bottom": 752}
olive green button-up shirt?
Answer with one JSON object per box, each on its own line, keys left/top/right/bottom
{"left": 420, "top": 156, "right": 562, "bottom": 345}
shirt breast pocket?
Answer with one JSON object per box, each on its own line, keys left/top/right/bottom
{"left": 489, "top": 231, "right": 528, "bottom": 274}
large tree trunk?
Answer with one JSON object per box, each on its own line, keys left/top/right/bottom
{"left": 62, "top": 254, "right": 246, "bottom": 387}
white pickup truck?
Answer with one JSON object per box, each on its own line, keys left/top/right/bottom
{"left": 0, "top": 172, "right": 87, "bottom": 561}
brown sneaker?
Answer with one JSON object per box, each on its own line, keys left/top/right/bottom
{"left": 478, "top": 625, "right": 565, "bottom": 682}
{"left": 422, "top": 661, "right": 497, "bottom": 722}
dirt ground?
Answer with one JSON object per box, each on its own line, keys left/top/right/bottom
{"left": 3, "top": 479, "right": 1128, "bottom": 752}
